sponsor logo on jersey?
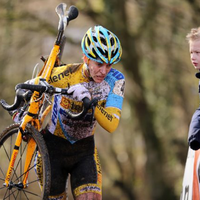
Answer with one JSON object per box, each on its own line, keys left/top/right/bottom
{"left": 60, "top": 96, "right": 70, "bottom": 109}
{"left": 48, "top": 64, "right": 81, "bottom": 84}
{"left": 110, "top": 68, "right": 125, "bottom": 80}
{"left": 80, "top": 185, "right": 101, "bottom": 193}
{"left": 97, "top": 105, "right": 113, "bottom": 121}
{"left": 52, "top": 95, "right": 59, "bottom": 126}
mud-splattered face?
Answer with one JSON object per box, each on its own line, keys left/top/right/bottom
{"left": 87, "top": 59, "right": 112, "bottom": 83}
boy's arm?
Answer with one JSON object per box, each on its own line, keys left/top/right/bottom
{"left": 188, "top": 107, "right": 200, "bottom": 150}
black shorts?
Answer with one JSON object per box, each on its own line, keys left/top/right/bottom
{"left": 43, "top": 131, "right": 102, "bottom": 197}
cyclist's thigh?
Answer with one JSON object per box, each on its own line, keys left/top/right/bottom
{"left": 71, "top": 148, "right": 102, "bottom": 198}
{"left": 43, "top": 132, "right": 68, "bottom": 195}
{"left": 49, "top": 159, "right": 68, "bottom": 195}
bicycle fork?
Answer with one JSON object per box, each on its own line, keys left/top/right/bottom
{"left": 4, "top": 100, "right": 40, "bottom": 188}
{"left": 4, "top": 130, "right": 36, "bottom": 189}
{"left": 4, "top": 130, "right": 23, "bottom": 187}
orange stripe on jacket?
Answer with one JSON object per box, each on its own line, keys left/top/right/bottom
{"left": 193, "top": 149, "right": 200, "bottom": 200}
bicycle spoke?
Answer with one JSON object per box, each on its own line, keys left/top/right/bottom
{"left": 22, "top": 190, "right": 29, "bottom": 200}
{"left": 13, "top": 157, "right": 36, "bottom": 184}
{"left": 2, "top": 143, "right": 11, "bottom": 161}
{"left": 15, "top": 190, "right": 20, "bottom": 200}
{"left": 27, "top": 178, "right": 39, "bottom": 185}
{"left": 4, "top": 188, "right": 18, "bottom": 200}
{"left": 0, "top": 185, "right": 6, "bottom": 189}
{"left": 23, "top": 189, "right": 42, "bottom": 198}
{"left": 0, "top": 167, "right": 6, "bottom": 179}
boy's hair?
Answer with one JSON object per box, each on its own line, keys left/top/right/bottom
{"left": 186, "top": 27, "right": 200, "bottom": 42}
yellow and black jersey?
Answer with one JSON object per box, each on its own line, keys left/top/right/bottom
{"left": 46, "top": 63, "right": 125, "bottom": 144}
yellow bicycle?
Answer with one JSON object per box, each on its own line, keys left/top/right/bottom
{"left": 0, "top": 3, "right": 88, "bottom": 199}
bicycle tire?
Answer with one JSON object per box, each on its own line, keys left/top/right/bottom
{"left": 0, "top": 123, "right": 51, "bottom": 200}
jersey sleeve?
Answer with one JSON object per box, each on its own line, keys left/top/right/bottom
{"left": 94, "top": 72, "right": 125, "bottom": 133}
{"left": 94, "top": 105, "right": 121, "bottom": 133}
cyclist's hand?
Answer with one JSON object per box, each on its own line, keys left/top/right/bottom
{"left": 67, "top": 84, "right": 91, "bottom": 101}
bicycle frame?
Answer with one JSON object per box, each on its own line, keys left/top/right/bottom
{"left": 3, "top": 3, "right": 78, "bottom": 188}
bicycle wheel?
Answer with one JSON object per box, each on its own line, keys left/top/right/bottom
{"left": 0, "top": 123, "right": 51, "bottom": 200}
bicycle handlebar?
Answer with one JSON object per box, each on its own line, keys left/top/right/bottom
{"left": 0, "top": 82, "right": 97, "bottom": 120}
{"left": 15, "top": 83, "right": 47, "bottom": 93}
{"left": 0, "top": 89, "right": 32, "bottom": 111}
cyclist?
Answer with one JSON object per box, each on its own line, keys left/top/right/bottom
{"left": 187, "top": 27, "right": 200, "bottom": 150}
{"left": 32, "top": 25, "right": 125, "bottom": 200}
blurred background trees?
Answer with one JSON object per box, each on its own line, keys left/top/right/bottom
{"left": 0, "top": 0, "right": 199, "bottom": 199}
